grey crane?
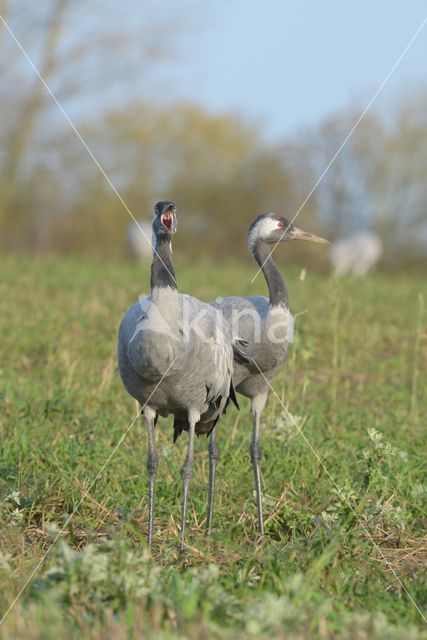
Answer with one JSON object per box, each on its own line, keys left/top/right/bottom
{"left": 211, "top": 212, "right": 328, "bottom": 537}
{"left": 329, "top": 231, "right": 383, "bottom": 277}
{"left": 126, "top": 220, "right": 152, "bottom": 261}
{"left": 117, "top": 201, "right": 237, "bottom": 549}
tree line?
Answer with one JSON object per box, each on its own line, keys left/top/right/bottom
{"left": 1, "top": 1, "right": 426, "bottom": 266}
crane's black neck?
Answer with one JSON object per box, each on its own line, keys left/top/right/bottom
{"left": 252, "top": 240, "right": 288, "bottom": 307}
{"left": 150, "top": 237, "right": 177, "bottom": 293}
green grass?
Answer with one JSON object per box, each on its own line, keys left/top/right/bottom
{"left": 0, "top": 255, "right": 426, "bottom": 639}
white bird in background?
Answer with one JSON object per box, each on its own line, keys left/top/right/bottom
{"left": 329, "top": 231, "right": 383, "bottom": 277}
{"left": 127, "top": 220, "right": 152, "bottom": 261}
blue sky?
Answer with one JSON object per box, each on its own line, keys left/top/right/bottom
{"left": 158, "top": 1, "right": 427, "bottom": 139}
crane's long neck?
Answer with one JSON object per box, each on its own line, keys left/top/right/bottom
{"left": 150, "top": 237, "right": 177, "bottom": 297}
{"left": 252, "top": 240, "right": 288, "bottom": 307}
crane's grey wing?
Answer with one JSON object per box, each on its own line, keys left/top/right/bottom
{"left": 211, "top": 295, "right": 294, "bottom": 373}
{"left": 118, "top": 297, "right": 151, "bottom": 381}
{"left": 211, "top": 295, "right": 269, "bottom": 336}
{"left": 211, "top": 295, "right": 269, "bottom": 366}
{"left": 180, "top": 295, "right": 234, "bottom": 404}
{"left": 172, "top": 295, "right": 236, "bottom": 440}
{"left": 117, "top": 294, "right": 182, "bottom": 415}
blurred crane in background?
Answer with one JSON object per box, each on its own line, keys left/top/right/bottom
{"left": 329, "top": 231, "right": 383, "bottom": 276}
{"left": 126, "top": 220, "right": 152, "bottom": 261}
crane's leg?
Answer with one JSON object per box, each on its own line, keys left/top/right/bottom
{"left": 250, "top": 391, "right": 268, "bottom": 537}
{"left": 143, "top": 406, "right": 158, "bottom": 548}
{"left": 206, "top": 426, "right": 219, "bottom": 534}
{"left": 180, "top": 409, "right": 199, "bottom": 551}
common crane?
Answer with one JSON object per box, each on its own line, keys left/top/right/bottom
{"left": 329, "top": 231, "right": 383, "bottom": 276}
{"left": 126, "top": 220, "right": 152, "bottom": 261}
{"left": 211, "top": 213, "right": 328, "bottom": 537}
{"left": 118, "top": 201, "right": 237, "bottom": 549}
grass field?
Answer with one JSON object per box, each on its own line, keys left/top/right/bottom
{"left": 0, "top": 255, "right": 426, "bottom": 639}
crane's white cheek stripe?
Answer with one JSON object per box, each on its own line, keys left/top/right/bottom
{"left": 248, "top": 217, "right": 280, "bottom": 249}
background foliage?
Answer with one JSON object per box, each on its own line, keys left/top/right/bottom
{"left": 1, "top": 1, "right": 427, "bottom": 265}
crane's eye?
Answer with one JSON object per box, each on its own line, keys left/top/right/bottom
{"left": 277, "top": 221, "right": 286, "bottom": 228}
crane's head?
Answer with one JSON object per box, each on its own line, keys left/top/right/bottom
{"left": 152, "top": 201, "right": 177, "bottom": 240}
{"left": 248, "top": 212, "right": 328, "bottom": 250}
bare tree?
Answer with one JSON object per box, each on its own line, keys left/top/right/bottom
{"left": 303, "top": 100, "right": 427, "bottom": 261}
{"left": 1, "top": 0, "right": 69, "bottom": 204}
{"left": 0, "top": 0, "right": 194, "bottom": 242}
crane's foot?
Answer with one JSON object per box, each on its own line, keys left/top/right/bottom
{"left": 254, "top": 532, "right": 266, "bottom": 548}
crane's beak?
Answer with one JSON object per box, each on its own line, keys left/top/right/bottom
{"left": 290, "top": 226, "right": 329, "bottom": 244}
{"left": 160, "top": 206, "right": 177, "bottom": 234}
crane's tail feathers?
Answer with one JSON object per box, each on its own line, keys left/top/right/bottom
{"left": 172, "top": 378, "right": 240, "bottom": 444}
{"left": 233, "top": 338, "right": 250, "bottom": 364}
{"left": 173, "top": 416, "right": 219, "bottom": 442}
{"left": 229, "top": 378, "right": 240, "bottom": 410}
{"left": 204, "top": 417, "right": 219, "bottom": 438}
{"left": 173, "top": 417, "right": 185, "bottom": 443}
